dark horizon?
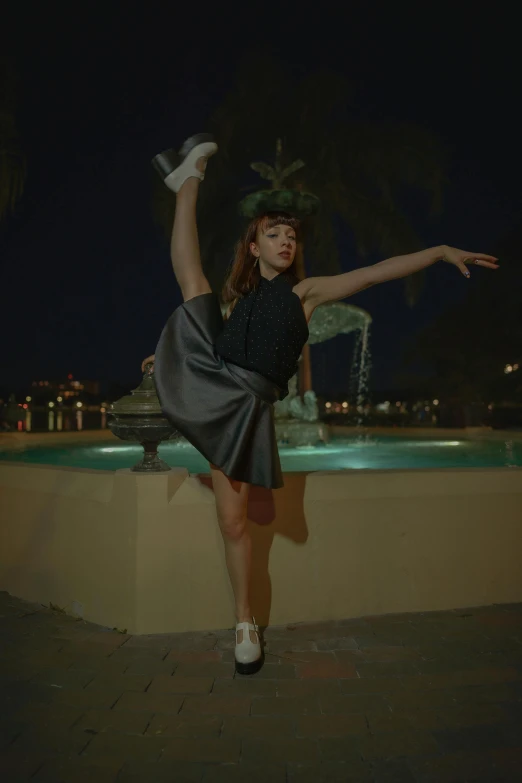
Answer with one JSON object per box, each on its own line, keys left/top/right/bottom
{"left": 2, "top": 8, "right": 521, "bottom": 396}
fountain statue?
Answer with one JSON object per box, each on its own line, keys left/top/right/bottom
{"left": 274, "top": 303, "right": 372, "bottom": 446}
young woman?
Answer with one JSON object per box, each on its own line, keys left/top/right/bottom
{"left": 144, "top": 134, "right": 498, "bottom": 675}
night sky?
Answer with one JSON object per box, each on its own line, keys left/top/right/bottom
{"left": 2, "top": 7, "right": 520, "bottom": 396}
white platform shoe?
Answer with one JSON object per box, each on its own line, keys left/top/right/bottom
{"left": 151, "top": 133, "right": 218, "bottom": 193}
{"left": 235, "top": 617, "right": 263, "bottom": 675}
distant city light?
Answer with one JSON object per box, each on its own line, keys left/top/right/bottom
{"left": 325, "top": 402, "right": 331, "bottom": 408}
{"left": 25, "top": 396, "right": 31, "bottom": 402}
{"left": 424, "top": 405, "right": 430, "bottom": 412}
{"left": 76, "top": 402, "right": 83, "bottom": 408}
{"left": 57, "top": 396, "right": 63, "bottom": 402}
{"left": 395, "top": 401, "right": 401, "bottom": 407}
{"left": 100, "top": 407, "right": 106, "bottom": 413}
{"left": 433, "top": 399, "right": 439, "bottom": 405}
{"left": 22, "top": 404, "right": 28, "bottom": 409}
{"left": 48, "top": 402, "right": 54, "bottom": 408}
{"left": 342, "top": 401, "right": 348, "bottom": 408}
{"left": 505, "top": 364, "right": 513, "bottom": 374}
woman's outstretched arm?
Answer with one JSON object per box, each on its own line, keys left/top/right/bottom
{"left": 296, "top": 245, "right": 499, "bottom": 308}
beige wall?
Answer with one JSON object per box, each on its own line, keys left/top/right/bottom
{"left": 1, "top": 460, "right": 521, "bottom": 634}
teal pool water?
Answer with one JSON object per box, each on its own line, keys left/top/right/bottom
{"left": 1, "top": 435, "right": 521, "bottom": 472}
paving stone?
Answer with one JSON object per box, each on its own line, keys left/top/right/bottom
{"left": 68, "top": 656, "right": 129, "bottom": 674}
{"left": 12, "top": 702, "right": 84, "bottom": 730}
{"left": 66, "top": 642, "right": 122, "bottom": 658}
{"left": 241, "top": 736, "right": 319, "bottom": 763}
{"left": 146, "top": 714, "right": 222, "bottom": 738}
{"left": 407, "top": 748, "right": 510, "bottom": 782}
{"left": 287, "top": 760, "right": 374, "bottom": 782}
{"left": 385, "top": 688, "right": 459, "bottom": 711}
{"left": 180, "top": 694, "right": 251, "bottom": 715}
{"left": 81, "top": 732, "right": 168, "bottom": 763}
{"left": 275, "top": 679, "right": 341, "bottom": 698}
{"left": 359, "top": 728, "right": 440, "bottom": 760}
{"left": 118, "top": 633, "right": 179, "bottom": 649}
{"left": 32, "top": 757, "right": 123, "bottom": 782}
{"left": 356, "top": 645, "right": 423, "bottom": 663}
{"left": 211, "top": 677, "right": 278, "bottom": 696}
{"left": 296, "top": 714, "right": 368, "bottom": 737}
{"left": 117, "top": 760, "right": 203, "bottom": 782}
{"left": 315, "top": 637, "right": 359, "bottom": 651}
{"left": 319, "top": 735, "right": 368, "bottom": 761}
{"left": 452, "top": 682, "right": 517, "bottom": 705}
{"left": 398, "top": 667, "right": 521, "bottom": 691}
{"left": 51, "top": 687, "right": 123, "bottom": 709}
{"left": 320, "top": 693, "right": 388, "bottom": 714}
{"left": 122, "top": 658, "right": 177, "bottom": 676}
{"left": 221, "top": 715, "right": 295, "bottom": 738}
{"left": 370, "top": 758, "right": 417, "bottom": 782}
{"left": 11, "top": 725, "right": 92, "bottom": 755}
{"left": 173, "top": 662, "right": 234, "bottom": 679}
{"left": 165, "top": 635, "right": 219, "bottom": 653}
{"left": 433, "top": 720, "right": 522, "bottom": 754}
{"left": 0, "top": 748, "right": 50, "bottom": 782}
{"left": 367, "top": 709, "right": 443, "bottom": 732}
{"left": 85, "top": 673, "right": 152, "bottom": 692}
{"left": 167, "top": 650, "right": 223, "bottom": 663}
{"left": 265, "top": 639, "right": 319, "bottom": 654}
{"left": 113, "top": 691, "right": 184, "bottom": 713}
{"left": 202, "top": 762, "right": 286, "bottom": 783}
{"left": 433, "top": 702, "right": 507, "bottom": 729}
{"left": 339, "top": 676, "right": 405, "bottom": 694}
{"left": 75, "top": 708, "right": 153, "bottom": 734}
{"left": 251, "top": 696, "right": 320, "bottom": 715}
{"left": 240, "top": 662, "right": 297, "bottom": 679}
{"left": 148, "top": 675, "right": 214, "bottom": 694}
{"left": 356, "top": 661, "right": 422, "bottom": 678}
{"left": 161, "top": 737, "right": 241, "bottom": 763}
{"left": 108, "top": 648, "right": 168, "bottom": 664}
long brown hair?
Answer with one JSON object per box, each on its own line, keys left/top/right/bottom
{"left": 221, "top": 212, "right": 302, "bottom": 304}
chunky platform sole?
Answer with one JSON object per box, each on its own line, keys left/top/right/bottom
{"left": 235, "top": 653, "right": 264, "bottom": 676}
{"left": 151, "top": 133, "right": 217, "bottom": 192}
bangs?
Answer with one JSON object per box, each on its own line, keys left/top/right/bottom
{"left": 258, "top": 212, "right": 301, "bottom": 236}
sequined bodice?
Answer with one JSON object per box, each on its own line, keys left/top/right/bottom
{"left": 215, "top": 271, "right": 309, "bottom": 397}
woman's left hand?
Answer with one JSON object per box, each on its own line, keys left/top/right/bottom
{"left": 442, "top": 245, "right": 499, "bottom": 277}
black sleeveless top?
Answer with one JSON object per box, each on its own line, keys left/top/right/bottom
{"left": 215, "top": 270, "right": 309, "bottom": 398}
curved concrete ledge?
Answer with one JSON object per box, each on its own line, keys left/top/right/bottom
{"left": 1, "top": 457, "right": 521, "bottom": 635}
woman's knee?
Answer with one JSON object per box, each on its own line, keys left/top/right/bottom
{"left": 217, "top": 512, "right": 246, "bottom": 542}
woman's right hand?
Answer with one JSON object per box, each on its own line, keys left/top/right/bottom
{"left": 141, "top": 354, "right": 155, "bottom": 373}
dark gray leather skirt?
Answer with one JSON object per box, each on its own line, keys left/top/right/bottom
{"left": 154, "top": 293, "right": 283, "bottom": 489}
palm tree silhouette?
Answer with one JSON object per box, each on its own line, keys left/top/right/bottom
{"left": 0, "top": 53, "right": 26, "bottom": 224}
{"left": 153, "top": 52, "right": 446, "bottom": 305}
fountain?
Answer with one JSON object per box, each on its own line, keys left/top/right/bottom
{"left": 274, "top": 303, "right": 372, "bottom": 446}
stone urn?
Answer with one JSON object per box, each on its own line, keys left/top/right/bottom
{"left": 108, "top": 363, "right": 179, "bottom": 472}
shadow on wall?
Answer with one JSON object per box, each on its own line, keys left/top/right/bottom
{"left": 196, "top": 472, "right": 309, "bottom": 628}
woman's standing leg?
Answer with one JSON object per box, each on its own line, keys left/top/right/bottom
{"left": 170, "top": 158, "right": 211, "bottom": 302}
{"left": 210, "top": 466, "right": 254, "bottom": 625}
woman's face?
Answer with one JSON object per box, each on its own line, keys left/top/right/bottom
{"left": 250, "top": 223, "right": 297, "bottom": 277}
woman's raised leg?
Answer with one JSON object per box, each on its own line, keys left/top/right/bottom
{"left": 170, "top": 159, "right": 211, "bottom": 302}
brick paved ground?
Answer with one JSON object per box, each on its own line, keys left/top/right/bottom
{"left": 1, "top": 591, "right": 521, "bottom": 782}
